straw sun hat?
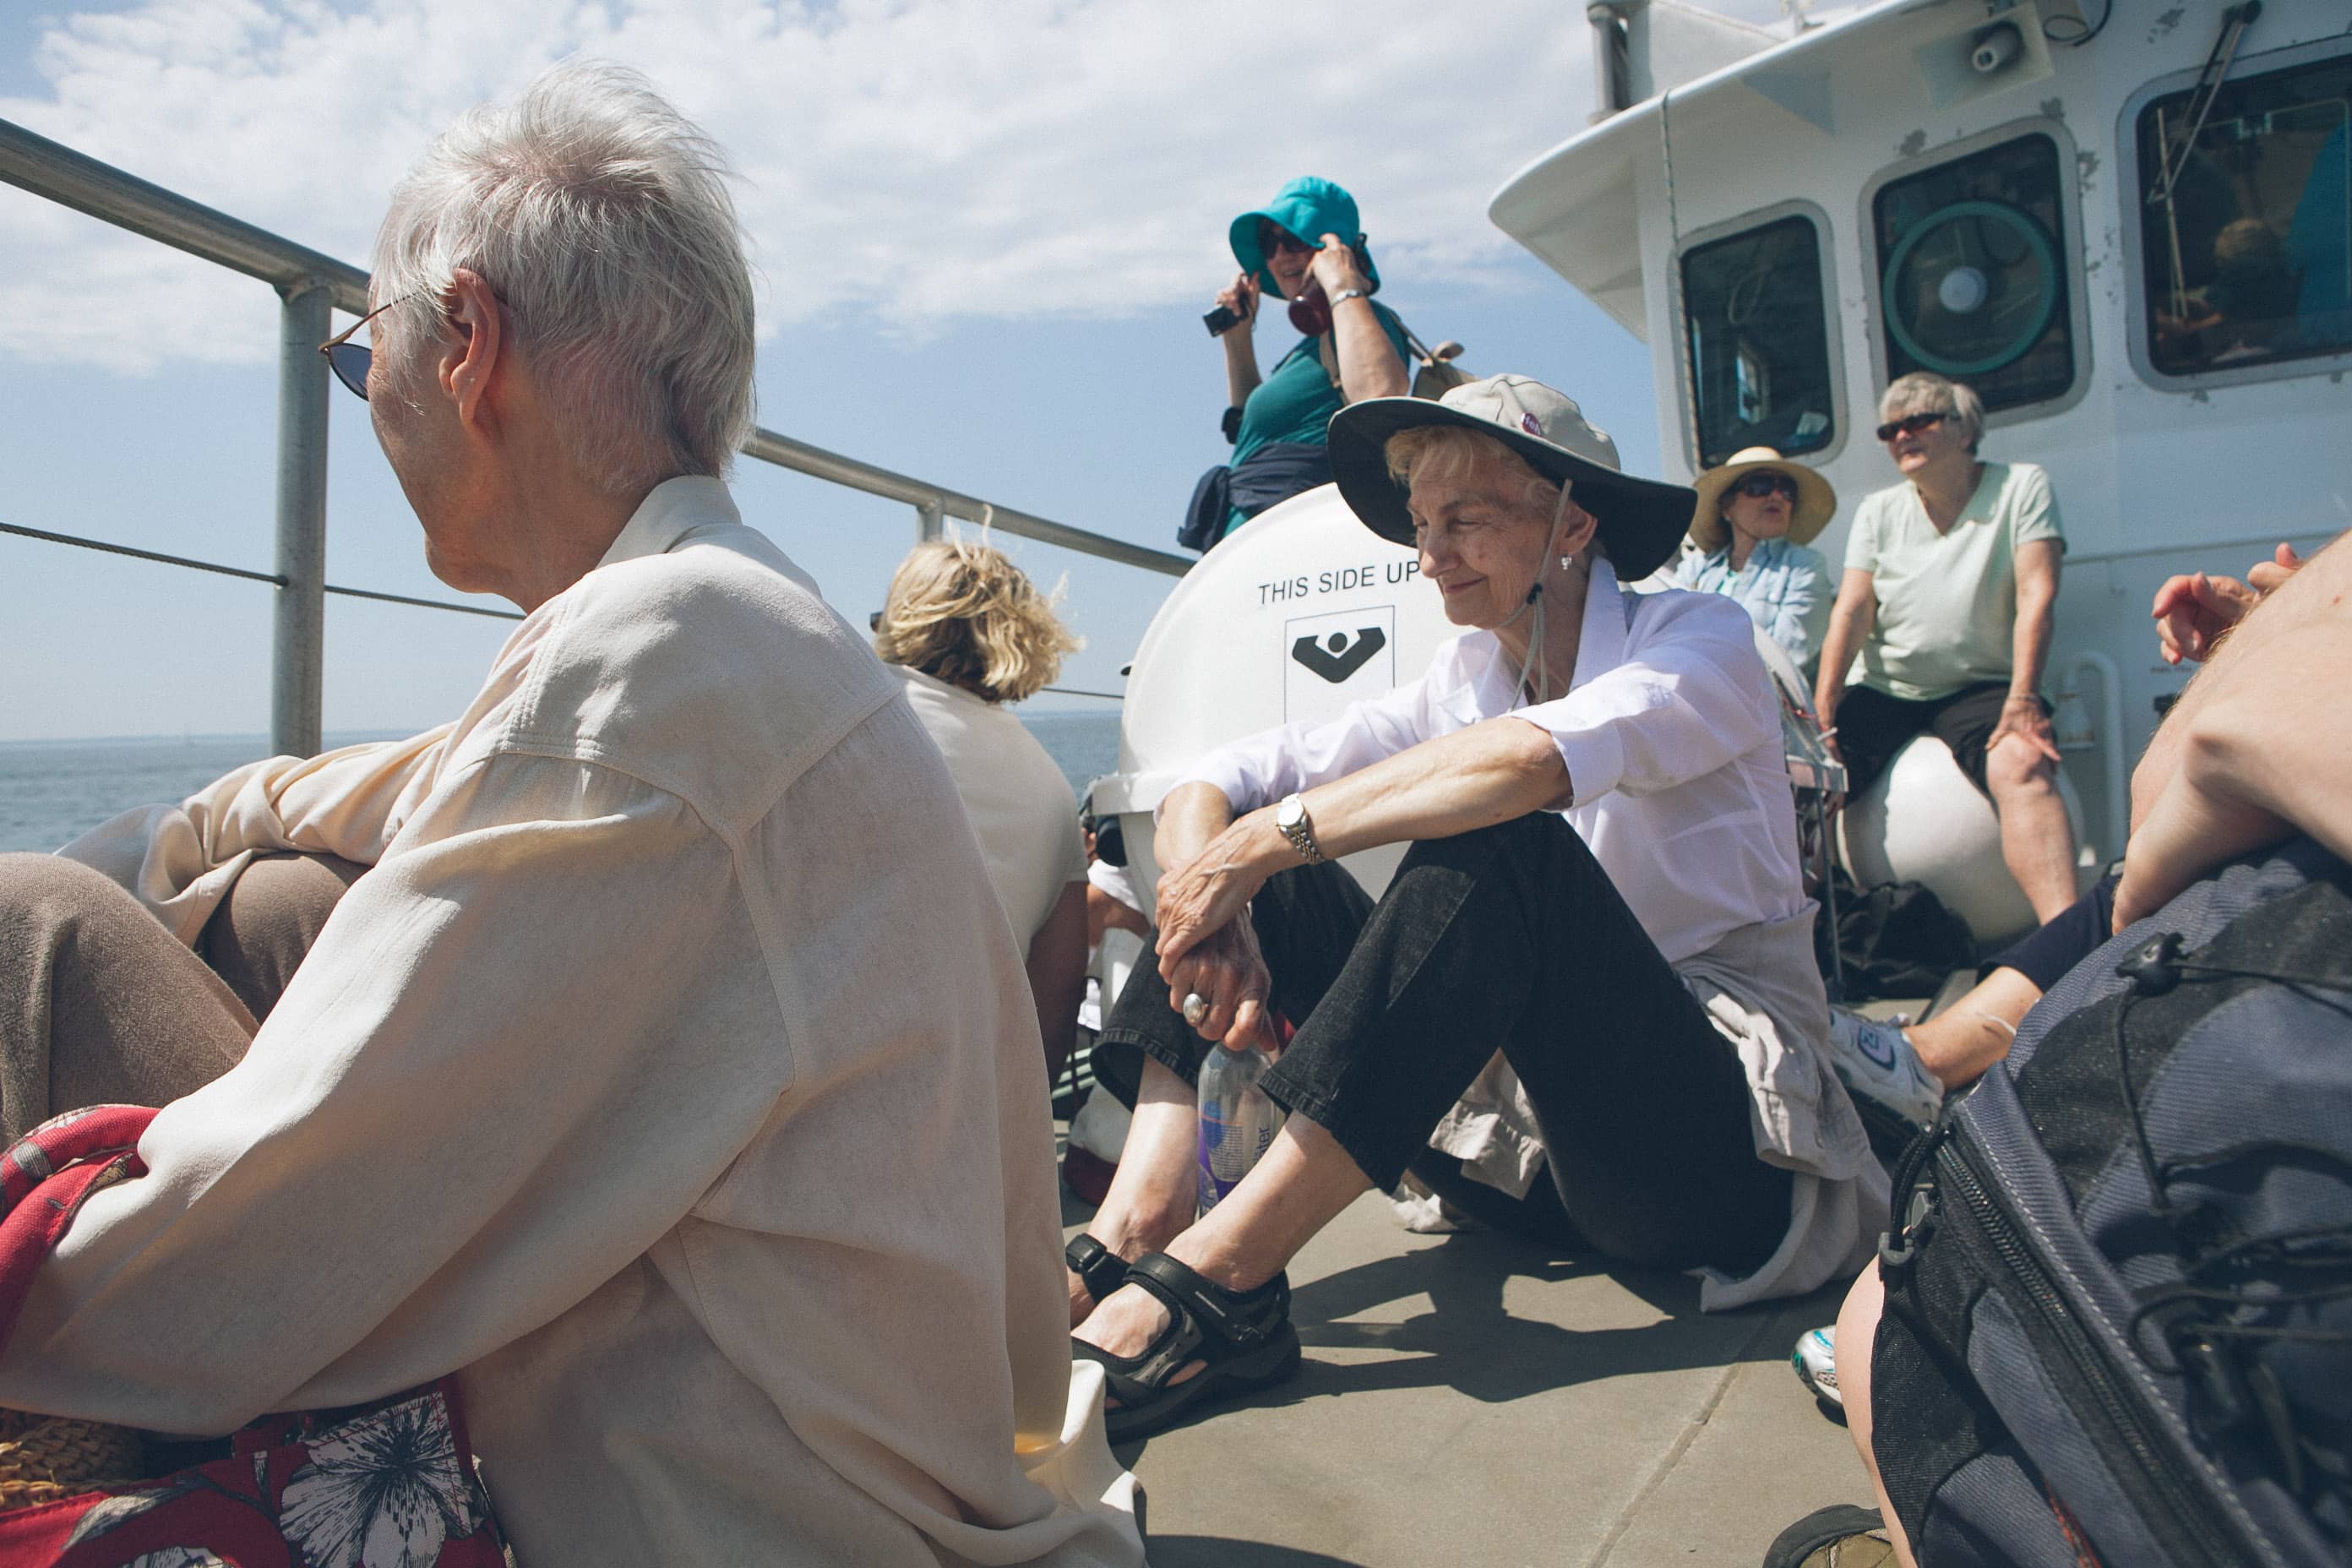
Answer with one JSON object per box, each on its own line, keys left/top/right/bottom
{"left": 1687, "top": 447, "right": 1836, "bottom": 554}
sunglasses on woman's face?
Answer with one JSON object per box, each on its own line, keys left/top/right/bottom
{"left": 1875, "top": 411, "right": 1949, "bottom": 443}
{"left": 1258, "top": 223, "right": 1313, "bottom": 258}
{"left": 1732, "top": 472, "right": 1799, "bottom": 501}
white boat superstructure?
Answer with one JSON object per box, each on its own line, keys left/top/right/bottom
{"left": 1490, "top": 0, "right": 2351, "bottom": 868}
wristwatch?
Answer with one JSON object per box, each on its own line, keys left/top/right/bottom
{"left": 1328, "top": 288, "right": 1368, "bottom": 306}
{"left": 1275, "top": 792, "right": 1326, "bottom": 864}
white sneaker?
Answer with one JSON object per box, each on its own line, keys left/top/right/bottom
{"left": 1792, "top": 1324, "right": 1842, "bottom": 1410}
{"left": 1826, "top": 1010, "right": 1944, "bottom": 1131}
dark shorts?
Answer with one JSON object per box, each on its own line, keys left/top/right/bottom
{"left": 1832, "top": 680, "right": 2045, "bottom": 801}
{"left": 1983, "top": 873, "right": 2119, "bottom": 991}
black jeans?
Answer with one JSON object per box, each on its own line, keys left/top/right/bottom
{"left": 1097, "top": 813, "right": 1794, "bottom": 1276}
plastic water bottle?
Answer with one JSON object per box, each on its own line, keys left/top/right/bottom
{"left": 1196, "top": 1040, "right": 1284, "bottom": 1215}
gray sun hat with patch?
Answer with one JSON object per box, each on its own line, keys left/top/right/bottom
{"left": 1327, "top": 375, "right": 1699, "bottom": 582}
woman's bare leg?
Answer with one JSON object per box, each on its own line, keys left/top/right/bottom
{"left": 1986, "top": 737, "right": 2079, "bottom": 925}
{"left": 1069, "top": 1055, "right": 1206, "bottom": 1325}
{"left": 1072, "top": 1112, "right": 1370, "bottom": 1388}
{"left": 1837, "top": 1263, "right": 1921, "bottom": 1568}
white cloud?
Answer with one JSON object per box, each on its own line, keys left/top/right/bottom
{"left": 0, "top": 0, "right": 1633, "bottom": 371}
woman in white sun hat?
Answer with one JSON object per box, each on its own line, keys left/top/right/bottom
{"left": 1064, "top": 374, "right": 1883, "bottom": 1440}
{"left": 1669, "top": 446, "right": 1837, "bottom": 674}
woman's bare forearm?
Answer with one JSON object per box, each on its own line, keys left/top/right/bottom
{"left": 1243, "top": 719, "right": 1570, "bottom": 876}
{"left": 1331, "top": 296, "right": 1407, "bottom": 401}
{"left": 1222, "top": 330, "right": 1262, "bottom": 411}
{"left": 1155, "top": 781, "right": 1239, "bottom": 876}
{"left": 2009, "top": 542, "right": 2061, "bottom": 697}
{"left": 1814, "top": 587, "right": 1875, "bottom": 719}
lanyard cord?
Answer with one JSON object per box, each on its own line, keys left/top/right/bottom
{"left": 1500, "top": 481, "right": 1579, "bottom": 706}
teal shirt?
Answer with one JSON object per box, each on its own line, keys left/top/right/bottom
{"left": 1225, "top": 302, "right": 1411, "bottom": 538}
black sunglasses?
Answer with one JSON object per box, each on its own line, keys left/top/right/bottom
{"left": 1731, "top": 471, "right": 1799, "bottom": 501}
{"left": 1875, "top": 411, "right": 1949, "bottom": 443}
{"left": 317, "top": 292, "right": 423, "bottom": 401}
{"left": 1257, "top": 221, "right": 1312, "bottom": 257}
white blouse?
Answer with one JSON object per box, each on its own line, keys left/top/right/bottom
{"left": 1179, "top": 559, "right": 1886, "bottom": 1309}
{"left": 1184, "top": 559, "right": 1811, "bottom": 963}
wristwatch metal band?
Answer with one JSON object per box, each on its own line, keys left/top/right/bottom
{"left": 1277, "top": 794, "right": 1326, "bottom": 864}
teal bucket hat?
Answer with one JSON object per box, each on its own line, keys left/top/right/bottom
{"left": 1229, "top": 176, "right": 1380, "bottom": 300}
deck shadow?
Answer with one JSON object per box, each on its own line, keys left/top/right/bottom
{"left": 1109, "top": 1227, "right": 1822, "bottom": 1452}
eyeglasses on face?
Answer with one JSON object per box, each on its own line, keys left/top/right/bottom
{"left": 1731, "top": 471, "right": 1799, "bottom": 501}
{"left": 1875, "top": 410, "right": 1950, "bottom": 443}
{"left": 1258, "top": 221, "right": 1312, "bottom": 258}
{"left": 316, "top": 291, "right": 423, "bottom": 401}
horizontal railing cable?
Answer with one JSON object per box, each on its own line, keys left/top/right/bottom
{"left": 1, "top": 519, "right": 282, "bottom": 585}
{"left": 1037, "top": 686, "right": 1124, "bottom": 701}
{"left": 321, "top": 584, "right": 522, "bottom": 620}
{"left": 2, "top": 520, "right": 523, "bottom": 620}
{"left": 4, "top": 524, "right": 1130, "bottom": 672}
{"left": 738, "top": 428, "right": 1190, "bottom": 577}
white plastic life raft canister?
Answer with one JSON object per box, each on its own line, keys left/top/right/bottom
{"left": 1836, "top": 734, "right": 2094, "bottom": 949}
{"left": 1092, "top": 483, "right": 1456, "bottom": 901}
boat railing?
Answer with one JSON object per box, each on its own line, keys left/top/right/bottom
{"left": 0, "top": 117, "right": 1183, "bottom": 755}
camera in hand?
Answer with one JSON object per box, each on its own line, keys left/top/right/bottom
{"left": 1202, "top": 303, "right": 1244, "bottom": 336}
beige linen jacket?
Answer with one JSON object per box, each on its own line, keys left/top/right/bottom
{"left": 24, "top": 479, "right": 1142, "bottom": 1565}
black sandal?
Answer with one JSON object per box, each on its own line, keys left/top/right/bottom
{"left": 1071, "top": 1251, "right": 1300, "bottom": 1441}
{"left": 1761, "top": 1505, "right": 1895, "bottom": 1567}
{"left": 1064, "top": 1233, "right": 1130, "bottom": 1309}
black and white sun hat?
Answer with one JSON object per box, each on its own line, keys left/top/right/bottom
{"left": 1326, "top": 374, "right": 1699, "bottom": 582}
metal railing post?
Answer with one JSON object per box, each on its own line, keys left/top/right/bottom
{"left": 916, "top": 500, "right": 944, "bottom": 542}
{"left": 272, "top": 279, "right": 333, "bottom": 757}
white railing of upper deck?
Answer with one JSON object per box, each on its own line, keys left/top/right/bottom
{"left": 0, "top": 117, "right": 1185, "bottom": 754}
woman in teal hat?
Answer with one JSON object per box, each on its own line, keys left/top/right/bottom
{"left": 1187, "top": 176, "right": 1411, "bottom": 548}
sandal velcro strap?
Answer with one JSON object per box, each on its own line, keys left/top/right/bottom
{"left": 1064, "top": 1233, "right": 1130, "bottom": 1304}
{"left": 1126, "top": 1253, "right": 1289, "bottom": 1353}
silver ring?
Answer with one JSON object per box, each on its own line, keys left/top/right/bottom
{"left": 1182, "top": 992, "right": 1210, "bottom": 1027}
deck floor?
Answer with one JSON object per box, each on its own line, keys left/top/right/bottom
{"left": 1065, "top": 1188, "right": 1875, "bottom": 1567}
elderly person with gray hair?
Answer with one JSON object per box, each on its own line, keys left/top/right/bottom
{"left": 1813, "top": 371, "right": 2078, "bottom": 924}
{"left": 1064, "top": 375, "right": 1883, "bottom": 1440}
{"left": 0, "top": 63, "right": 1139, "bottom": 1566}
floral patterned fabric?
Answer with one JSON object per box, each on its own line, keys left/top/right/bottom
{"left": 0, "top": 1386, "right": 505, "bottom": 1568}
{"left": 0, "top": 1109, "right": 504, "bottom": 1568}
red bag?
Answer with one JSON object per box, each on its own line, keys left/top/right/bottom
{"left": 0, "top": 1106, "right": 507, "bottom": 1567}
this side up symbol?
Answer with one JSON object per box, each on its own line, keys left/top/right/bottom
{"left": 1291, "top": 627, "right": 1387, "bottom": 684}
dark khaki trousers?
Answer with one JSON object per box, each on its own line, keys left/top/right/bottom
{"left": 0, "top": 851, "right": 362, "bottom": 1143}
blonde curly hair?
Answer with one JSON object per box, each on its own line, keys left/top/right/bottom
{"left": 873, "top": 537, "right": 1081, "bottom": 704}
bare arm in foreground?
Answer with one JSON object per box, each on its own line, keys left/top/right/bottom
{"left": 2115, "top": 533, "right": 2352, "bottom": 928}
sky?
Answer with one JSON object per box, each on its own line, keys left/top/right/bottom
{"left": 0, "top": 0, "right": 1788, "bottom": 743}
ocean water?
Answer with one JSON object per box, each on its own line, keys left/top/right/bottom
{"left": 0, "top": 709, "right": 1124, "bottom": 854}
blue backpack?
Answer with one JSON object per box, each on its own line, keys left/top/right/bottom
{"left": 1874, "top": 839, "right": 2352, "bottom": 1567}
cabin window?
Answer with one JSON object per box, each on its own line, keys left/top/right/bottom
{"left": 2135, "top": 51, "right": 2352, "bottom": 378}
{"left": 1872, "top": 133, "right": 2074, "bottom": 411}
{"left": 1680, "top": 215, "right": 1837, "bottom": 469}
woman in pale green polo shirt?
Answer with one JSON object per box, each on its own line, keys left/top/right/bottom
{"left": 1813, "top": 373, "right": 2079, "bottom": 924}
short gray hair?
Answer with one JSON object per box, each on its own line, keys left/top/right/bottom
{"left": 370, "top": 60, "right": 756, "bottom": 495}
{"left": 1380, "top": 426, "right": 1606, "bottom": 560}
{"left": 1881, "top": 372, "right": 1984, "bottom": 454}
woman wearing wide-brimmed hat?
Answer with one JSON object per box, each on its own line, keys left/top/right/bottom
{"left": 1185, "top": 177, "right": 1412, "bottom": 550}
{"left": 1670, "top": 446, "right": 1837, "bottom": 672}
{"left": 1067, "top": 375, "right": 1884, "bottom": 1439}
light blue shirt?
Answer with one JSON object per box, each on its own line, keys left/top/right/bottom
{"left": 1669, "top": 534, "right": 1832, "bottom": 674}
